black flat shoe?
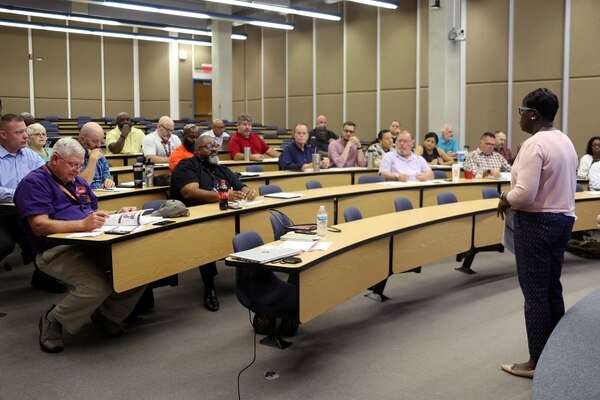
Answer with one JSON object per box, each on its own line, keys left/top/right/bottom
{"left": 204, "top": 290, "right": 219, "bottom": 312}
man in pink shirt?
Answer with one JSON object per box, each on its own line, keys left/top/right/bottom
{"left": 498, "top": 88, "right": 578, "bottom": 379}
{"left": 328, "top": 121, "right": 366, "bottom": 168}
{"left": 228, "top": 114, "right": 280, "bottom": 161}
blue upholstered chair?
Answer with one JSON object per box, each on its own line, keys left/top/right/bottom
{"left": 343, "top": 206, "right": 363, "bottom": 222}
{"left": 357, "top": 175, "right": 385, "bottom": 184}
{"left": 437, "top": 192, "right": 458, "bottom": 205}
{"left": 305, "top": 180, "right": 323, "bottom": 190}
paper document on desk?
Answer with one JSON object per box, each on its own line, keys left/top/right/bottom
{"left": 262, "top": 158, "right": 279, "bottom": 162}
{"left": 94, "top": 187, "right": 135, "bottom": 192}
{"left": 278, "top": 241, "right": 332, "bottom": 252}
{"left": 94, "top": 210, "right": 163, "bottom": 233}
{"left": 66, "top": 231, "right": 104, "bottom": 238}
{"left": 502, "top": 208, "right": 515, "bottom": 254}
{"left": 264, "top": 192, "right": 304, "bottom": 199}
{"left": 584, "top": 190, "right": 600, "bottom": 195}
{"left": 239, "top": 171, "right": 261, "bottom": 177}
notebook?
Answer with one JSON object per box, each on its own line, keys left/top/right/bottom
{"left": 263, "top": 192, "right": 304, "bottom": 199}
{"left": 229, "top": 246, "right": 301, "bottom": 264}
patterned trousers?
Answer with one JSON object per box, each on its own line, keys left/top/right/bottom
{"left": 514, "top": 210, "right": 575, "bottom": 359}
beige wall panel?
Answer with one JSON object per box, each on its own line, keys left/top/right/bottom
{"left": 233, "top": 101, "right": 245, "bottom": 119}
{"left": 35, "top": 99, "right": 68, "bottom": 118}
{"left": 263, "top": 30, "right": 286, "bottom": 99}
{"left": 288, "top": 19, "right": 313, "bottom": 97}
{"left": 347, "top": 92, "right": 377, "bottom": 140}
{"left": 245, "top": 26, "right": 262, "bottom": 101}
{"left": 232, "top": 40, "right": 246, "bottom": 102}
{"left": 71, "top": 100, "right": 102, "bottom": 118}
{"left": 104, "top": 38, "right": 134, "bottom": 102}
{"left": 246, "top": 100, "right": 262, "bottom": 124}
{"left": 465, "top": 84, "right": 508, "bottom": 150}
{"left": 380, "top": 90, "right": 416, "bottom": 137}
{"left": 179, "top": 101, "right": 193, "bottom": 118}
{"left": 513, "top": 0, "right": 563, "bottom": 81}
{"left": 346, "top": 4, "right": 377, "bottom": 92}
{"left": 179, "top": 44, "right": 193, "bottom": 102}
{"left": 106, "top": 101, "right": 135, "bottom": 117}
{"left": 380, "top": 0, "right": 417, "bottom": 90}
{"left": 419, "top": 0, "right": 429, "bottom": 85}
{"left": 140, "top": 101, "right": 169, "bottom": 119}
{"left": 33, "top": 30, "right": 67, "bottom": 101}
{"left": 288, "top": 96, "right": 313, "bottom": 129}
{"left": 316, "top": 94, "right": 343, "bottom": 130}
{"left": 316, "top": 19, "right": 343, "bottom": 95}
{"left": 70, "top": 35, "right": 102, "bottom": 101}
{"left": 570, "top": 0, "right": 600, "bottom": 78}
{"left": 0, "top": 26, "right": 29, "bottom": 99}
{"left": 193, "top": 44, "right": 212, "bottom": 69}
{"left": 1, "top": 98, "right": 30, "bottom": 115}
{"left": 568, "top": 78, "right": 600, "bottom": 156}
{"left": 264, "top": 98, "right": 286, "bottom": 128}
{"left": 466, "top": 0, "right": 509, "bottom": 83}
{"left": 139, "top": 41, "right": 169, "bottom": 102}
{"left": 511, "top": 81, "right": 562, "bottom": 148}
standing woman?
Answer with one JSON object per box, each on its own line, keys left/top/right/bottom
{"left": 497, "top": 88, "right": 578, "bottom": 378}
{"left": 27, "top": 123, "right": 52, "bottom": 162}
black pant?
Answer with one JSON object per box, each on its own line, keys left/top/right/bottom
{"left": 199, "top": 262, "right": 218, "bottom": 290}
{"left": 0, "top": 209, "right": 32, "bottom": 264}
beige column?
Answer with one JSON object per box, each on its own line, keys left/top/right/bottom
{"left": 211, "top": 13, "right": 233, "bottom": 122}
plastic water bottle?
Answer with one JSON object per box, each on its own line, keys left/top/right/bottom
{"left": 144, "top": 159, "right": 154, "bottom": 187}
{"left": 218, "top": 180, "right": 229, "bottom": 210}
{"left": 316, "top": 205, "right": 328, "bottom": 238}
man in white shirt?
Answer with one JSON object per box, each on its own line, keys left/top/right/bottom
{"left": 142, "top": 116, "right": 181, "bottom": 163}
{"left": 201, "top": 119, "right": 229, "bottom": 147}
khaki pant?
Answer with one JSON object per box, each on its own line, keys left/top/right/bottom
{"left": 36, "top": 245, "right": 146, "bottom": 335}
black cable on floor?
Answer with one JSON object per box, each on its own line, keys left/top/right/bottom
{"left": 237, "top": 309, "right": 257, "bottom": 400}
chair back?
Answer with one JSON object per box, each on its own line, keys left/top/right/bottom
{"left": 305, "top": 180, "right": 323, "bottom": 190}
{"left": 259, "top": 184, "right": 282, "bottom": 196}
{"left": 394, "top": 197, "right": 414, "bottom": 212}
{"left": 576, "top": 183, "right": 584, "bottom": 193}
{"left": 142, "top": 200, "right": 167, "bottom": 215}
{"left": 433, "top": 170, "right": 448, "bottom": 179}
{"left": 358, "top": 175, "right": 385, "bottom": 184}
{"left": 482, "top": 188, "right": 500, "bottom": 199}
{"left": 437, "top": 191, "right": 458, "bottom": 205}
{"left": 343, "top": 206, "right": 363, "bottom": 222}
{"left": 246, "top": 165, "right": 264, "bottom": 173}
{"left": 269, "top": 212, "right": 292, "bottom": 241}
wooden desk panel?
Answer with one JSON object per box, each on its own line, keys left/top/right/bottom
{"left": 111, "top": 217, "right": 235, "bottom": 292}
{"left": 337, "top": 188, "right": 420, "bottom": 221}
{"left": 392, "top": 217, "right": 472, "bottom": 273}
{"left": 573, "top": 196, "right": 600, "bottom": 231}
{"left": 299, "top": 238, "right": 389, "bottom": 323}
{"left": 473, "top": 212, "right": 504, "bottom": 248}
{"left": 95, "top": 189, "right": 168, "bottom": 210}
{"left": 269, "top": 173, "right": 353, "bottom": 192}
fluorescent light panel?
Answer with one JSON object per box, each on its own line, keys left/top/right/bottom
{"left": 200, "top": 0, "right": 341, "bottom": 21}
{"left": 347, "top": 0, "right": 398, "bottom": 9}
{"left": 0, "top": 5, "right": 247, "bottom": 40}
{"left": 96, "top": 0, "right": 294, "bottom": 30}
{"left": 0, "top": 18, "right": 212, "bottom": 46}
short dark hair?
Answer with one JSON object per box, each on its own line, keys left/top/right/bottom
{"left": 585, "top": 136, "right": 600, "bottom": 156}
{"left": 0, "top": 113, "right": 24, "bottom": 131}
{"left": 237, "top": 114, "right": 252, "bottom": 124}
{"left": 343, "top": 121, "right": 356, "bottom": 129}
{"left": 424, "top": 131, "right": 438, "bottom": 144}
{"left": 480, "top": 131, "right": 496, "bottom": 141}
{"left": 522, "top": 88, "right": 559, "bottom": 122}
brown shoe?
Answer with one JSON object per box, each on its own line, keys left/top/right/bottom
{"left": 39, "top": 305, "right": 63, "bottom": 353}
{"left": 91, "top": 310, "right": 124, "bottom": 338}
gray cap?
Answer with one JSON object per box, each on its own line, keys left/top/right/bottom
{"left": 151, "top": 200, "right": 190, "bottom": 218}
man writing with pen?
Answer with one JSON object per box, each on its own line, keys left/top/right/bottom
{"left": 78, "top": 122, "right": 115, "bottom": 189}
{"left": 170, "top": 135, "right": 256, "bottom": 311}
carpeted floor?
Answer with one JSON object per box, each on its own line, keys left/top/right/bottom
{"left": 1, "top": 246, "right": 599, "bottom": 400}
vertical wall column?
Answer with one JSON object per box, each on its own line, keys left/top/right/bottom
{"left": 169, "top": 33, "right": 180, "bottom": 120}
{"left": 428, "top": 1, "right": 464, "bottom": 143}
{"left": 212, "top": 19, "right": 233, "bottom": 122}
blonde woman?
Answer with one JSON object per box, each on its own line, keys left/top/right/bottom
{"left": 27, "top": 123, "right": 52, "bottom": 162}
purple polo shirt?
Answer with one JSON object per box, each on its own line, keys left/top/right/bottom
{"left": 378, "top": 151, "right": 431, "bottom": 180}
{"left": 13, "top": 165, "right": 98, "bottom": 254}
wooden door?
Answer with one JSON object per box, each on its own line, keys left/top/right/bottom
{"left": 194, "top": 80, "right": 212, "bottom": 118}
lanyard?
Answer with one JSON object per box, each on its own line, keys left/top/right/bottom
{"left": 43, "top": 165, "right": 92, "bottom": 206}
{"left": 161, "top": 140, "right": 172, "bottom": 156}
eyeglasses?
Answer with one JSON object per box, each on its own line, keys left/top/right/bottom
{"left": 198, "top": 143, "right": 220, "bottom": 150}
{"left": 518, "top": 106, "right": 537, "bottom": 115}
{"left": 159, "top": 124, "right": 174, "bottom": 133}
{"left": 56, "top": 153, "right": 83, "bottom": 171}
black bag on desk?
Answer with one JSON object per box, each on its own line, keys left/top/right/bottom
{"left": 268, "top": 208, "right": 316, "bottom": 233}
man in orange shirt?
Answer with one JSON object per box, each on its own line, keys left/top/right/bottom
{"left": 169, "top": 124, "right": 200, "bottom": 172}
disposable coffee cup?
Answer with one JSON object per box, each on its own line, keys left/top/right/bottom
{"left": 243, "top": 147, "right": 251, "bottom": 161}
{"left": 312, "top": 153, "right": 321, "bottom": 172}
{"left": 452, "top": 164, "right": 461, "bottom": 183}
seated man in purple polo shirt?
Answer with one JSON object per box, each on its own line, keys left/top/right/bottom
{"left": 13, "top": 138, "right": 146, "bottom": 353}
{"left": 328, "top": 121, "right": 366, "bottom": 168}
{"left": 379, "top": 131, "right": 434, "bottom": 182}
